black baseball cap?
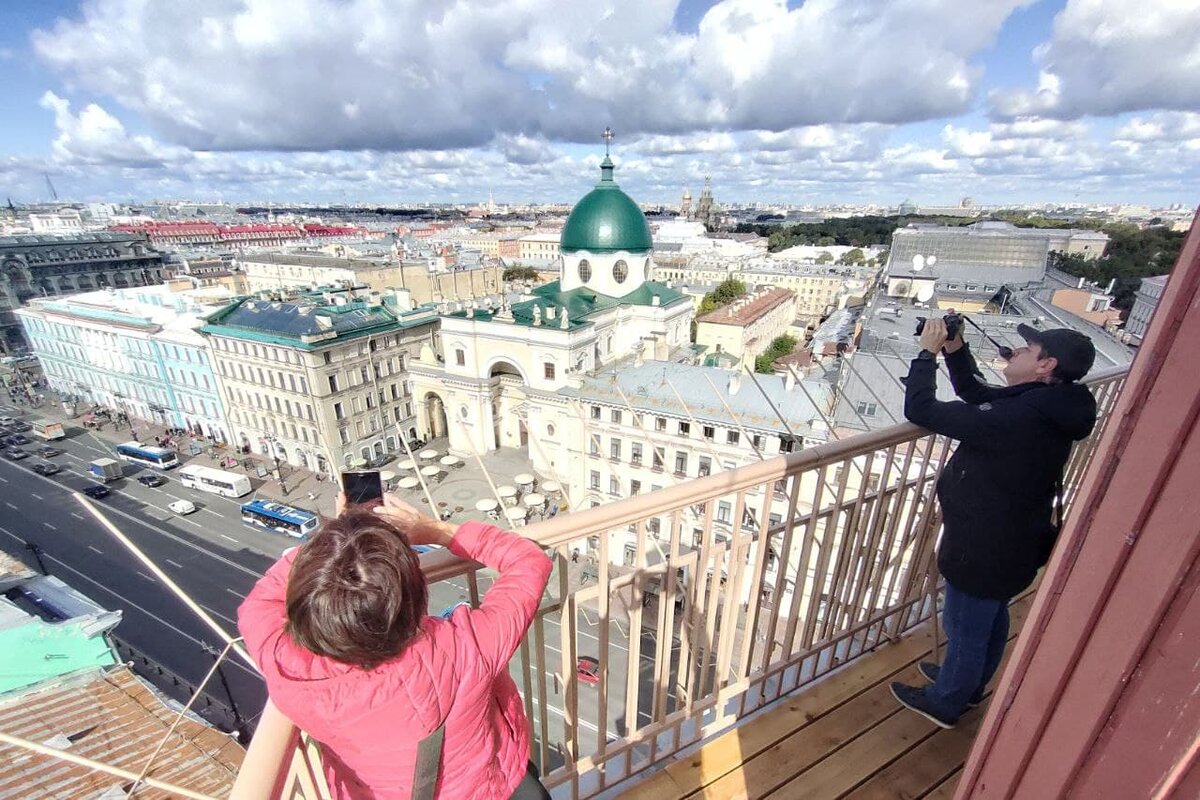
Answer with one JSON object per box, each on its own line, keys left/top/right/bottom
{"left": 1016, "top": 324, "right": 1096, "bottom": 382}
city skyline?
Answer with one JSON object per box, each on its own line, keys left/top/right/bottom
{"left": 1, "top": 0, "right": 1198, "bottom": 207}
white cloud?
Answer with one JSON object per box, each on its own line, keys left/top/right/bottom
{"left": 39, "top": 91, "right": 189, "bottom": 167}
{"left": 1114, "top": 111, "right": 1200, "bottom": 143}
{"left": 990, "top": 0, "right": 1200, "bottom": 119}
{"left": 32, "top": 0, "right": 1032, "bottom": 153}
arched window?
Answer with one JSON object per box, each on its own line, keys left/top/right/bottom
{"left": 613, "top": 259, "right": 628, "bottom": 284}
{"left": 578, "top": 259, "right": 592, "bottom": 282}
{"left": 644, "top": 258, "right": 652, "bottom": 281}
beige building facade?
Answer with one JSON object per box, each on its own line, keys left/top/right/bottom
{"left": 695, "top": 287, "right": 799, "bottom": 369}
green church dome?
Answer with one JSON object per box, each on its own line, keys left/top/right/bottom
{"left": 560, "top": 157, "right": 652, "bottom": 254}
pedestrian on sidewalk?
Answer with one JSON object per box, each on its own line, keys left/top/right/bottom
{"left": 239, "top": 492, "right": 553, "bottom": 800}
{"left": 890, "top": 318, "right": 1097, "bottom": 729}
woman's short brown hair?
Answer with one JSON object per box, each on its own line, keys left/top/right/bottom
{"left": 285, "top": 509, "right": 428, "bottom": 670}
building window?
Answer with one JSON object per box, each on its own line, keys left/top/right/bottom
{"left": 610, "top": 476, "right": 620, "bottom": 495}
{"left": 702, "top": 425, "right": 715, "bottom": 441}
{"left": 630, "top": 479, "right": 641, "bottom": 495}
{"left": 727, "top": 430, "right": 740, "bottom": 445}
{"left": 323, "top": 352, "right": 332, "bottom": 365}
{"left": 590, "top": 438, "right": 599, "bottom": 456}
{"left": 611, "top": 409, "right": 622, "bottom": 424}
{"left": 610, "top": 438, "right": 621, "bottom": 460}
{"left": 544, "top": 362, "right": 555, "bottom": 380}
{"left": 590, "top": 470, "right": 600, "bottom": 489}
{"left": 652, "top": 447, "right": 664, "bottom": 470}
{"left": 613, "top": 259, "right": 628, "bottom": 284}
{"left": 591, "top": 405, "right": 601, "bottom": 420}
{"left": 339, "top": 427, "right": 351, "bottom": 445}
{"left": 855, "top": 401, "right": 878, "bottom": 417}
{"left": 678, "top": 421, "right": 690, "bottom": 436}
{"left": 675, "top": 452, "right": 687, "bottom": 475}
{"left": 579, "top": 259, "right": 592, "bottom": 282}
{"left": 623, "top": 545, "right": 637, "bottom": 567}
{"left": 334, "top": 402, "right": 345, "bottom": 420}
{"left": 455, "top": 348, "right": 465, "bottom": 366}
{"left": 753, "top": 434, "right": 764, "bottom": 450}
{"left": 328, "top": 374, "right": 340, "bottom": 392}
{"left": 717, "top": 501, "right": 732, "bottom": 524}
{"left": 655, "top": 416, "right": 667, "bottom": 431}
{"left": 698, "top": 457, "right": 711, "bottom": 477}
{"left": 547, "top": 423, "right": 556, "bottom": 436}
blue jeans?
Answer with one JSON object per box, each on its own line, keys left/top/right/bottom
{"left": 925, "top": 581, "right": 1009, "bottom": 719}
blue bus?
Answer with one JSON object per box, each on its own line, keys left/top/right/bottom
{"left": 115, "top": 441, "right": 179, "bottom": 470}
{"left": 240, "top": 499, "right": 320, "bottom": 539}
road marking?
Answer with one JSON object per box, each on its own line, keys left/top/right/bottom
{"left": 44, "top": 522, "right": 56, "bottom": 530}
{"left": 71, "top": 512, "right": 85, "bottom": 520}
{"left": 3, "top": 502, "right": 15, "bottom": 510}
{"left": 88, "top": 545, "right": 103, "bottom": 555}
{"left": 225, "top": 587, "right": 244, "bottom": 599}
{"left": 136, "top": 570, "right": 156, "bottom": 583}
{"left": 220, "top": 534, "right": 238, "bottom": 543}
{"left": 181, "top": 517, "right": 204, "bottom": 528}
{"left": 201, "top": 507, "right": 222, "bottom": 516}
{"left": 0, "top": 476, "right": 6, "bottom": 483}
{"left": 166, "top": 559, "right": 184, "bottom": 569}
{"left": 30, "top": 493, "right": 43, "bottom": 500}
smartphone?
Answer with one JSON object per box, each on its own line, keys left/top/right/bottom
{"left": 341, "top": 470, "right": 383, "bottom": 507}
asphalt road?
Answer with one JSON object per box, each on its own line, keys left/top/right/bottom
{"left": 0, "top": 414, "right": 688, "bottom": 760}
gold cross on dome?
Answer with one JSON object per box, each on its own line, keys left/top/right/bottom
{"left": 602, "top": 126, "right": 614, "bottom": 156}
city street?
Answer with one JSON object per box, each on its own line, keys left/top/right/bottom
{"left": 0, "top": 403, "right": 684, "bottom": 753}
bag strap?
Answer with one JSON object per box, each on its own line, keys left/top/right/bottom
{"left": 412, "top": 722, "right": 445, "bottom": 800}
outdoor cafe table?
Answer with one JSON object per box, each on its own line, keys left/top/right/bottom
{"left": 497, "top": 485, "right": 518, "bottom": 506}
{"left": 420, "top": 465, "right": 442, "bottom": 479}
{"left": 439, "top": 455, "right": 461, "bottom": 468}
{"left": 522, "top": 493, "right": 545, "bottom": 510}
{"left": 397, "top": 476, "right": 420, "bottom": 490}
{"left": 396, "top": 459, "right": 417, "bottom": 470}
{"left": 418, "top": 449, "right": 439, "bottom": 461}
{"left": 350, "top": 457, "right": 368, "bottom": 469}
{"left": 380, "top": 470, "right": 397, "bottom": 488}
{"left": 513, "top": 472, "right": 535, "bottom": 489}
{"left": 504, "top": 506, "right": 527, "bottom": 526}
{"left": 475, "top": 498, "right": 499, "bottom": 513}
{"left": 540, "top": 480, "right": 561, "bottom": 495}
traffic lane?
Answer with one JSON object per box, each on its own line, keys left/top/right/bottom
{"left": 0, "top": 459, "right": 261, "bottom": 624}
{"left": 0, "top": 521, "right": 266, "bottom": 722}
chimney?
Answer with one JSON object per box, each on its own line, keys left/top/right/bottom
{"left": 634, "top": 343, "right": 645, "bottom": 367}
{"left": 532, "top": 306, "right": 542, "bottom": 326}
{"left": 728, "top": 371, "right": 741, "bottom": 395}
{"left": 784, "top": 369, "right": 796, "bottom": 392}
{"left": 1078, "top": 276, "right": 1085, "bottom": 289}
{"left": 651, "top": 295, "right": 661, "bottom": 306}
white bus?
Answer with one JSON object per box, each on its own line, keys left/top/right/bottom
{"left": 115, "top": 441, "right": 179, "bottom": 469}
{"left": 177, "top": 464, "right": 251, "bottom": 497}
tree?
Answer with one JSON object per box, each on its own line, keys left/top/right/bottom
{"left": 502, "top": 266, "right": 539, "bottom": 281}
{"left": 754, "top": 334, "right": 799, "bottom": 373}
{"left": 837, "top": 248, "right": 866, "bottom": 266}
{"left": 816, "top": 252, "right": 834, "bottom": 265}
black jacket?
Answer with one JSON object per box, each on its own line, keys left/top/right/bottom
{"left": 904, "top": 345, "right": 1097, "bottom": 599}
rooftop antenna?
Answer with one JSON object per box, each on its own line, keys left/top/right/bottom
{"left": 602, "top": 126, "right": 614, "bottom": 157}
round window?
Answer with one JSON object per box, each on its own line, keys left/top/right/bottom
{"left": 546, "top": 423, "right": 556, "bottom": 436}
{"left": 459, "top": 406, "right": 469, "bottom": 420}
{"left": 613, "top": 259, "right": 628, "bottom": 284}
{"left": 578, "top": 259, "right": 592, "bottom": 282}
{"left": 644, "top": 258, "right": 652, "bottom": 281}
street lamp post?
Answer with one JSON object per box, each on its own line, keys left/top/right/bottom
{"left": 263, "top": 434, "right": 288, "bottom": 496}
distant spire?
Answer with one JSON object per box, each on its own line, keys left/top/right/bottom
{"left": 602, "top": 126, "right": 614, "bottom": 157}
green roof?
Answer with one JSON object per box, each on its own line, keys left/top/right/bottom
{"left": 0, "top": 611, "right": 117, "bottom": 694}
{"left": 447, "top": 280, "right": 688, "bottom": 329}
{"left": 560, "top": 157, "right": 653, "bottom": 254}
{"left": 200, "top": 297, "right": 436, "bottom": 349}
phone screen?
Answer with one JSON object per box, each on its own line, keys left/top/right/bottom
{"left": 342, "top": 470, "right": 383, "bottom": 507}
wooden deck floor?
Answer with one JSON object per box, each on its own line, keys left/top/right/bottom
{"left": 618, "top": 593, "right": 1035, "bottom": 800}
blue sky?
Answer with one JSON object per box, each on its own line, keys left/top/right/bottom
{"left": 2, "top": 0, "right": 1198, "bottom": 207}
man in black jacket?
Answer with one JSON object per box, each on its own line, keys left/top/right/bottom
{"left": 890, "top": 317, "right": 1098, "bottom": 728}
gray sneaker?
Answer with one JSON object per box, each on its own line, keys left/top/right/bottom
{"left": 917, "top": 661, "right": 983, "bottom": 707}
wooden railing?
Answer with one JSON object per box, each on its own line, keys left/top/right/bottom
{"left": 175, "top": 366, "right": 1132, "bottom": 798}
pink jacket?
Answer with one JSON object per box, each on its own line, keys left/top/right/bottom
{"left": 238, "top": 521, "right": 553, "bottom": 799}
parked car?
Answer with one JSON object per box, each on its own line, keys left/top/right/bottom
{"left": 576, "top": 656, "right": 601, "bottom": 686}
{"left": 35, "top": 447, "right": 61, "bottom": 459}
{"left": 0, "top": 416, "right": 15, "bottom": 425}
{"left": 3, "top": 434, "right": 30, "bottom": 446}
{"left": 3, "top": 448, "right": 28, "bottom": 461}
{"left": 137, "top": 474, "right": 168, "bottom": 488}
{"left": 168, "top": 499, "right": 196, "bottom": 515}
{"left": 82, "top": 485, "right": 111, "bottom": 499}
{"left": 5, "top": 421, "right": 31, "bottom": 432}
{"left": 32, "top": 462, "right": 61, "bottom": 476}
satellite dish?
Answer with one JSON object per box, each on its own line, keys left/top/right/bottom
{"left": 915, "top": 283, "right": 936, "bottom": 303}
{"left": 925, "top": 256, "right": 937, "bottom": 267}
{"left": 911, "top": 255, "right": 925, "bottom": 272}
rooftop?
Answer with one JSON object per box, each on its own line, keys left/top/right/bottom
{"left": 697, "top": 287, "right": 796, "bottom": 326}
{"left": 446, "top": 280, "right": 689, "bottom": 330}
{"left": 200, "top": 295, "right": 437, "bottom": 348}
{"left": 0, "top": 232, "right": 146, "bottom": 247}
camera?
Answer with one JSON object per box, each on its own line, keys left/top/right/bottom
{"left": 914, "top": 312, "right": 963, "bottom": 341}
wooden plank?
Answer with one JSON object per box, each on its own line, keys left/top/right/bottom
{"left": 922, "top": 768, "right": 961, "bottom": 800}
{"left": 617, "top": 593, "right": 1033, "bottom": 800}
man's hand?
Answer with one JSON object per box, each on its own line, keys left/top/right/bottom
{"left": 943, "top": 325, "right": 965, "bottom": 354}
{"left": 920, "top": 317, "right": 949, "bottom": 355}
{"left": 374, "top": 492, "right": 454, "bottom": 547}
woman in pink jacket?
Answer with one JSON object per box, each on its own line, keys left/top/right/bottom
{"left": 238, "top": 493, "right": 554, "bottom": 799}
